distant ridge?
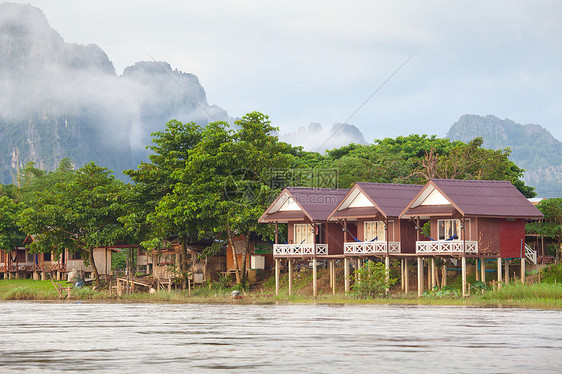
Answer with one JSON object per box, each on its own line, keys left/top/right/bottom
{"left": 447, "top": 115, "right": 562, "bottom": 198}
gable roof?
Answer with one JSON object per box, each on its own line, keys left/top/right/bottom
{"left": 401, "top": 179, "right": 544, "bottom": 219}
{"left": 259, "top": 187, "right": 349, "bottom": 223}
{"left": 329, "top": 182, "right": 423, "bottom": 220}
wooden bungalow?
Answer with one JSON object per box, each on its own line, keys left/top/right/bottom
{"left": 226, "top": 234, "right": 273, "bottom": 282}
{"left": 258, "top": 187, "right": 349, "bottom": 296}
{"left": 327, "top": 182, "right": 423, "bottom": 293}
{"left": 400, "top": 179, "right": 544, "bottom": 296}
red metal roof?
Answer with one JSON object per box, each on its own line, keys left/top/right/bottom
{"left": 331, "top": 206, "right": 379, "bottom": 218}
{"left": 403, "top": 204, "right": 457, "bottom": 216}
{"left": 355, "top": 183, "right": 423, "bottom": 217}
{"left": 405, "top": 179, "right": 544, "bottom": 218}
{"left": 259, "top": 187, "right": 349, "bottom": 223}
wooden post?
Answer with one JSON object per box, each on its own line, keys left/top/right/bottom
{"left": 385, "top": 255, "right": 390, "bottom": 294}
{"left": 480, "top": 258, "right": 486, "bottom": 285}
{"left": 117, "top": 278, "right": 122, "bottom": 297}
{"left": 441, "top": 264, "right": 447, "bottom": 287}
{"left": 521, "top": 257, "right": 526, "bottom": 284}
{"left": 332, "top": 260, "right": 336, "bottom": 295}
{"left": 504, "top": 260, "right": 509, "bottom": 284}
{"left": 427, "top": 259, "right": 431, "bottom": 290}
{"left": 404, "top": 259, "right": 409, "bottom": 294}
{"left": 497, "top": 258, "right": 502, "bottom": 289}
{"left": 67, "top": 286, "right": 71, "bottom": 300}
{"left": 275, "top": 258, "right": 280, "bottom": 296}
{"left": 462, "top": 256, "right": 467, "bottom": 297}
{"left": 400, "top": 259, "right": 404, "bottom": 292}
{"left": 168, "top": 277, "right": 171, "bottom": 293}
{"left": 475, "top": 259, "right": 480, "bottom": 281}
{"left": 417, "top": 257, "right": 423, "bottom": 297}
{"left": 431, "top": 258, "right": 436, "bottom": 289}
{"left": 288, "top": 259, "right": 293, "bottom": 295}
{"left": 344, "top": 257, "right": 350, "bottom": 293}
{"left": 312, "top": 257, "right": 318, "bottom": 298}
{"left": 329, "top": 260, "right": 333, "bottom": 289}
{"left": 188, "top": 278, "right": 191, "bottom": 296}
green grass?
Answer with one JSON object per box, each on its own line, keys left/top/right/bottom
{"left": 0, "top": 279, "right": 106, "bottom": 300}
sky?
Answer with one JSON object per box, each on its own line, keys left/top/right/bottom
{"left": 7, "top": 0, "right": 562, "bottom": 143}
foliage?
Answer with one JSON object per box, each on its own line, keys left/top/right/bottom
{"left": 422, "top": 286, "right": 460, "bottom": 298}
{"left": 539, "top": 264, "right": 562, "bottom": 284}
{"left": 18, "top": 162, "right": 127, "bottom": 285}
{"left": 351, "top": 260, "right": 396, "bottom": 297}
{"left": 0, "top": 195, "right": 25, "bottom": 251}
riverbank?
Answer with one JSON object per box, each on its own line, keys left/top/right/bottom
{"left": 1, "top": 279, "right": 561, "bottom": 309}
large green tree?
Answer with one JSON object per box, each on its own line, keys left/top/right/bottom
{"left": 19, "top": 162, "right": 127, "bottom": 286}
{"left": 526, "top": 198, "right": 562, "bottom": 263}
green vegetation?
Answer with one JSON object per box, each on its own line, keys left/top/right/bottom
{"left": 352, "top": 260, "right": 397, "bottom": 297}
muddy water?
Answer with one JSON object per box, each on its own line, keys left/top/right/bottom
{"left": 0, "top": 302, "right": 560, "bottom": 373}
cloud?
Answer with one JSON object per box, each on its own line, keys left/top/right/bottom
{"left": 280, "top": 122, "right": 366, "bottom": 153}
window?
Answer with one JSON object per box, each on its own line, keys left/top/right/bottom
{"left": 364, "top": 221, "right": 385, "bottom": 241}
{"left": 294, "top": 224, "right": 313, "bottom": 244}
{"left": 438, "top": 219, "right": 461, "bottom": 240}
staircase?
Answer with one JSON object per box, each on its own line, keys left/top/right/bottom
{"left": 525, "top": 244, "right": 537, "bottom": 265}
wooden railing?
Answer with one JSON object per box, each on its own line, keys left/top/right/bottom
{"left": 416, "top": 240, "right": 478, "bottom": 254}
{"left": 344, "top": 241, "right": 401, "bottom": 254}
{"left": 273, "top": 244, "right": 328, "bottom": 256}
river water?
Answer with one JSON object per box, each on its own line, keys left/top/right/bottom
{"left": 0, "top": 302, "right": 560, "bottom": 373}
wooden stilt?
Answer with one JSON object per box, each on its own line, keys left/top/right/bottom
{"left": 405, "top": 259, "right": 409, "bottom": 294}
{"left": 475, "top": 259, "right": 480, "bottom": 281}
{"left": 462, "top": 256, "right": 467, "bottom": 297}
{"left": 431, "top": 258, "right": 436, "bottom": 289}
{"left": 329, "top": 260, "right": 333, "bottom": 289}
{"left": 480, "top": 258, "right": 486, "bottom": 284}
{"left": 312, "top": 257, "right": 318, "bottom": 298}
{"left": 417, "top": 257, "right": 423, "bottom": 297}
{"left": 504, "top": 260, "right": 509, "bottom": 284}
{"left": 497, "top": 258, "right": 502, "bottom": 289}
{"left": 275, "top": 258, "right": 280, "bottom": 296}
{"left": 400, "top": 259, "right": 405, "bottom": 292}
{"left": 521, "top": 257, "right": 526, "bottom": 284}
{"left": 441, "top": 263, "right": 447, "bottom": 287}
{"left": 344, "top": 257, "right": 350, "bottom": 293}
{"left": 385, "top": 256, "right": 390, "bottom": 294}
{"left": 332, "top": 260, "right": 336, "bottom": 295}
{"left": 426, "top": 259, "right": 431, "bottom": 290}
{"left": 288, "top": 259, "right": 293, "bottom": 295}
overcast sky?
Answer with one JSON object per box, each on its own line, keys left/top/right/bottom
{"left": 9, "top": 0, "right": 562, "bottom": 142}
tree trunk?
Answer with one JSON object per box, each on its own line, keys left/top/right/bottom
{"left": 181, "top": 235, "right": 188, "bottom": 290}
{"left": 88, "top": 247, "right": 100, "bottom": 287}
{"left": 227, "top": 227, "right": 241, "bottom": 284}
{"left": 240, "top": 233, "right": 250, "bottom": 286}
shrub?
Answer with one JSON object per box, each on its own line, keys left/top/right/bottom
{"left": 351, "top": 260, "right": 396, "bottom": 298}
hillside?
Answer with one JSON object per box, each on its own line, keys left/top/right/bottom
{"left": 447, "top": 115, "right": 561, "bottom": 197}
{"left": 0, "top": 3, "right": 229, "bottom": 183}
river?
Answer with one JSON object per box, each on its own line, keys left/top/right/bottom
{"left": 0, "top": 302, "right": 560, "bottom": 373}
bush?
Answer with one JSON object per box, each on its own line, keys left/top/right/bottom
{"left": 541, "top": 264, "right": 562, "bottom": 284}
{"left": 351, "top": 260, "right": 396, "bottom": 298}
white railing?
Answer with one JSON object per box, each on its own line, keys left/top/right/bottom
{"left": 416, "top": 240, "right": 478, "bottom": 254}
{"left": 273, "top": 243, "right": 328, "bottom": 256}
{"left": 344, "top": 241, "right": 401, "bottom": 254}
{"left": 525, "top": 244, "right": 537, "bottom": 264}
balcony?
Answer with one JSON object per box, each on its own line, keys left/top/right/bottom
{"left": 344, "top": 241, "right": 400, "bottom": 255}
{"left": 416, "top": 240, "right": 478, "bottom": 254}
{"left": 273, "top": 244, "right": 328, "bottom": 256}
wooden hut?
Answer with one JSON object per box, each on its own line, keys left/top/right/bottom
{"left": 258, "top": 187, "right": 349, "bottom": 296}
{"left": 400, "top": 179, "right": 544, "bottom": 296}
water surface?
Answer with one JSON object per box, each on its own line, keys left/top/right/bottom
{"left": 0, "top": 302, "right": 560, "bottom": 373}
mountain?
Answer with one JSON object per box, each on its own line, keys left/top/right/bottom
{"left": 280, "top": 123, "right": 367, "bottom": 152}
{"left": 0, "top": 3, "right": 229, "bottom": 183}
{"left": 447, "top": 114, "right": 562, "bottom": 197}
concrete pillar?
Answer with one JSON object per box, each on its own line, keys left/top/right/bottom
{"left": 497, "top": 258, "right": 502, "bottom": 289}
{"left": 312, "top": 257, "right": 318, "bottom": 298}
{"left": 417, "top": 257, "right": 424, "bottom": 297}
{"left": 462, "top": 256, "right": 467, "bottom": 297}
{"left": 344, "top": 257, "right": 350, "bottom": 293}
{"left": 288, "top": 259, "right": 292, "bottom": 295}
{"left": 275, "top": 258, "right": 280, "bottom": 295}
{"left": 505, "top": 260, "right": 509, "bottom": 284}
{"left": 521, "top": 258, "right": 526, "bottom": 284}
{"left": 480, "top": 259, "right": 486, "bottom": 284}
{"left": 431, "top": 258, "right": 436, "bottom": 289}
{"left": 41, "top": 272, "right": 45, "bottom": 281}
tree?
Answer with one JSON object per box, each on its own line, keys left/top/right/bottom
{"left": 170, "top": 112, "right": 292, "bottom": 285}
{"left": 526, "top": 198, "right": 562, "bottom": 263}
{"left": 0, "top": 195, "right": 25, "bottom": 257}
{"left": 124, "top": 120, "right": 204, "bottom": 289}
{"left": 19, "top": 162, "right": 126, "bottom": 286}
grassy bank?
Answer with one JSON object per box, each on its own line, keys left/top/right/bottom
{"left": 0, "top": 279, "right": 106, "bottom": 300}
